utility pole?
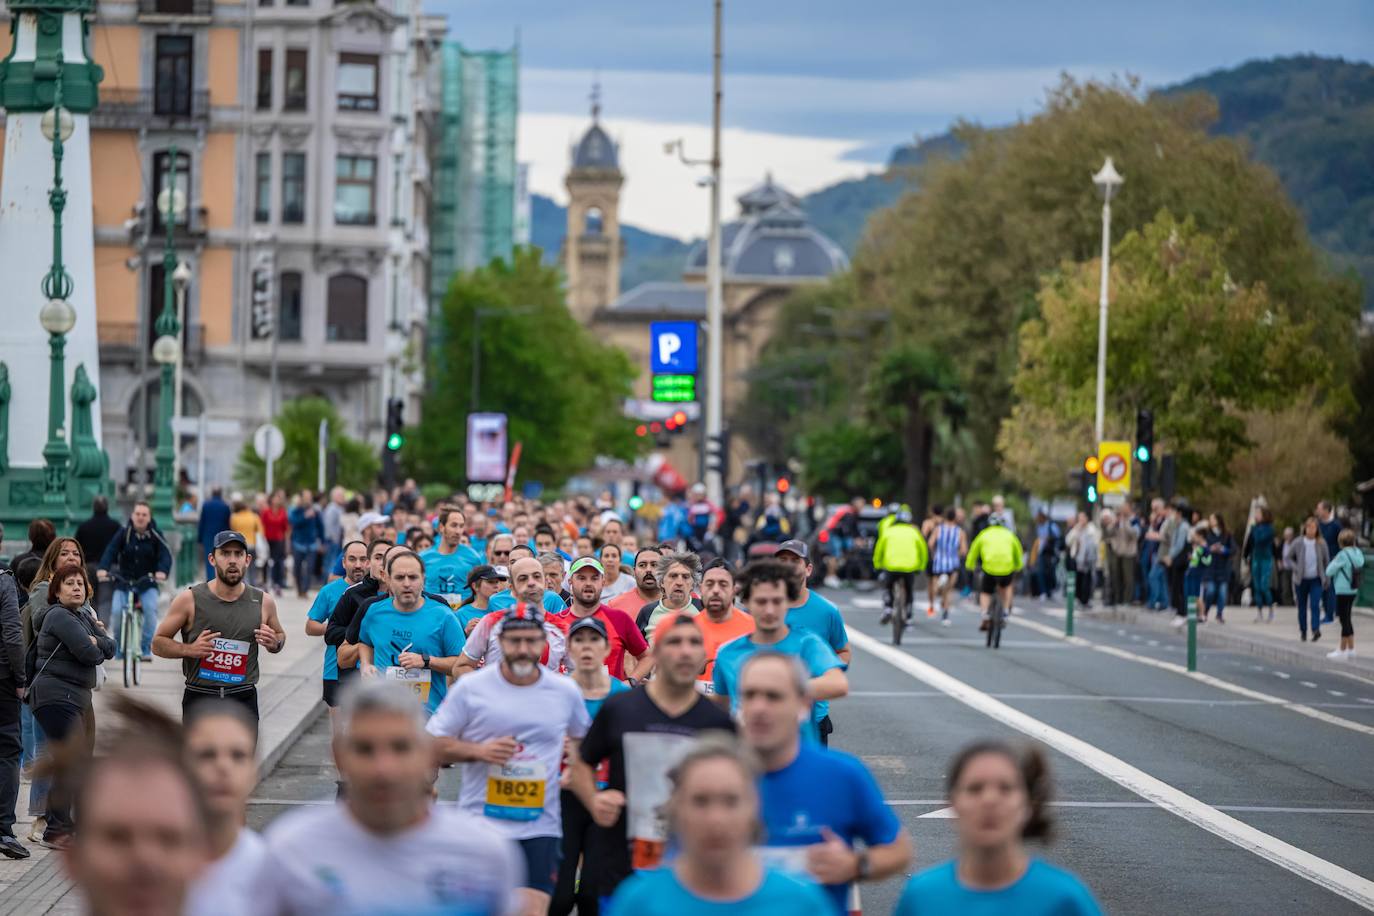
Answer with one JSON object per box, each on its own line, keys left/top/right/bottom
{"left": 703, "top": 0, "right": 725, "bottom": 507}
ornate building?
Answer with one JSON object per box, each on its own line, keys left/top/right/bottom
{"left": 561, "top": 89, "right": 623, "bottom": 324}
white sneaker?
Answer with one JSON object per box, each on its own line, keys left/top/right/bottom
{"left": 1326, "top": 648, "right": 1347, "bottom": 660}
{"left": 1172, "top": 617, "right": 1185, "bottom": 628}
{"left": 941, "top": 618, "right": 952, "bottom": 627}
{"left": 824, "top": 576, "right": 842, "bottom": 589}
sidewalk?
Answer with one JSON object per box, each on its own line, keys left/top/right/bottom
{"left": 0, "top": 591, "right": 326, "bottom": 915}
{"left": 1043, "top": 596, "right": 1374, "bottom": 681}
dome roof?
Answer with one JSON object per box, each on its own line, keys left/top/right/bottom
{"left": 685, "top": 178, "right": 847, "bottom": 281}
{"left": 572, "top": 123, "right": 619, "bottom": 170}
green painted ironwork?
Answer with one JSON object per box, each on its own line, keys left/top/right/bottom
{"left": 0, "top": 362, "right": 9, "bottom": 475}
{"left": 40, "top": 58, "right": 72, "bottom": 525}
{"left": 151, "top": 144, "right": 182, "bottom": 527}
{"left": 0, "top": 0, "right": 102, "bottom": 113}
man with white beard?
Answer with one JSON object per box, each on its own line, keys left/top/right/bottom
{"left": 426, "top": 603, "right": 591, "bottom": 916}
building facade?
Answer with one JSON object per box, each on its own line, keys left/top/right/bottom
{"left": 0, "top": 0, "right": 444, "bottom": 493}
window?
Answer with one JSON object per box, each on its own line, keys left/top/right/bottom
{"left": 279, "top": 271, "right": 303, "bottom": 341}
{"left": 585, "top": 207, "right": 604, "bottom": 236}
{"left": 284, "top": 49, "right": 308, "bottom": 111}
{"left": 326, "top": 275, "right": 367, "bottom": 342}
{"left": 256, "top": 48, "right": 273, "bottom": 110}
{"left": 285, "top": 0, "right": 309, "bottom": 5}
{"left": 282, "top": 153, "right": 306, "bottom": 224}
{"left": 152, "top": 150, "right": 191, "bottom": 232}
{"left": 334, "top": 155, "right": 376, "bottom": 225}
{"left": 254, "top": 153, "right": 271, "bottom": 223}
{"left": 154, "top": 36, "right": 193, "bottom": 117}
{"left": 337, "top": 53, "right": 379, "bottom": 111}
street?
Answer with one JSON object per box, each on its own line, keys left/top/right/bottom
{"left": 249, "top": 587, "right": 1374, "bottom": 915}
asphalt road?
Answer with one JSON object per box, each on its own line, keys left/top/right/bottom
{"left": 254, "top": 588, "right": 1374, "bottom": 915}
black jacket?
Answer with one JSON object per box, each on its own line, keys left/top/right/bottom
{"left": 326, "top": 576, "right": 382, "bottom": 647}
{"left": 31, "top": 604, "right": 115, "bottom": 709}
{"left": 99, "top": 522, "right": 173, "bottom": 585}
{"left": 76, "top": 512, "right": 122, "bottom": 573}
{"left": 0, "top": 571, "right": 23, "bottom": 686}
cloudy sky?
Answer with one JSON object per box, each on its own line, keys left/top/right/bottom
{"left": 432, "top": 0, "right": 1372, "bottom": 239}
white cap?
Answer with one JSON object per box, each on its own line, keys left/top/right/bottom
{"left": 359, "top": 511, "right": 390, "bottom": 530}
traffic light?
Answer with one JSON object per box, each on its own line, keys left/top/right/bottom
{"left": 627, "top": 494, "right": 644, "bottom": 512}
{"left": 385, "top": 398, "right": 405, "bottom": 451}
{"left": 635, "top": 424, "right": 649, "bottom": 438}
{"left": 1136, "top": 408, "right": 1155, "bottom": 489}
{"left": 705, "top": 428, "right": 730, "bottom": 479}
{"left": 1078, "top": 457, "right": 1098, "bottom": 505}
{"left": 664, "top": 410, "right": 689, "bottom": 435}
{"left": 775, "top": 476, "right": 791, "bottom": 494}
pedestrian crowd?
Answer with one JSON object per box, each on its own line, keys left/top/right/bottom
{"left": 0, "top": 484, "right": 1107, "bottom": 915}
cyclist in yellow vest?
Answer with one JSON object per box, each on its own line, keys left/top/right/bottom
{"left": 874, "top": 509, "right": 929, "bottom": 625}
{"left": 965, "top": 519, "right": 1024, "bottom": 631}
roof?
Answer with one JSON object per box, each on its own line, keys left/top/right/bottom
{"left": 603, "top": 282, "right": 706, "bottom": 318}
{"left": 571, "top": 123, "right": 619, "bottom": 171}
{"left": 684, "top": 184, "right": 848, "bottom": 281}
{"left": 737, "top": 173, "right": 800, "bottom": 215}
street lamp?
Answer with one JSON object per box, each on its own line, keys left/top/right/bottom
{"left": 1091, "top": 156, "right": 1123, "bottom": 447}
{"left": 171, "top": 259, "right": 191, "bottom": 489}
{"left": 151, "top": 146, "right": 187, "bottom": 524}
{"left": 39, "top": 57, "right": 76, "bottom": 517}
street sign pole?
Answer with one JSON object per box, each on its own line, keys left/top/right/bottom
{"left": 1064, "top": 554, "right": 1075, "bottom": 637}
{"left": 1187, "top": 594, "right": 1198, "bottom": 672}
{"left": 318, "top": 418, "right": 327, "bottom": 492}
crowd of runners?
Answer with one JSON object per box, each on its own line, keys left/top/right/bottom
{"left": 0, "top": 492, "right": 1102, "bottom": 915}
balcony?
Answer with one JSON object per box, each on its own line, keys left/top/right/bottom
{"left": 91, "top": 88, "right": 210, "bottom": 130}
{"left": 136, "top": 0, "right": 212, "bottom": 20}
{"left": 151, "top": 206, "right": 212, "bottom": 241}
{"left": 99, "top": 321, "right": 207, "bottom": 367}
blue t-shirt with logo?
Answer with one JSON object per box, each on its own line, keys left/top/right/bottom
{"left": 489, "top": 590, "right": 567, "bottom": 614}
{"left": 607, "top": 865, "right": 829, "bottom": 916}
{"left": 306, "top": 578, "right": 353, "bottom": 681}
{"left": 712, "top": 630, "right": 843, "bottom": 740}
{"left": 787, "top": 591, "right": 848, "bottom": 659}
{"left": 895, "top": 859, "right": 1102, "bottom": 916}
{"left": 420, "top": 544, "right": 483, "bottom": 601}
{"left": 357, "top": 597, "right": 466, "bottom": 714}
{"left": 757, "top": 743, "right": 901, "bottom": 914}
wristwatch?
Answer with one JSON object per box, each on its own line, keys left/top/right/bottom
{"left": 855, "top": 848, "right": 871, "bottom": 881}
{"left": 421, "top": 652, "right": 432, "bottom": 669}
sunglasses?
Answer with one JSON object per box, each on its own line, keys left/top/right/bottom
{"left": 492, "top": 549, "right": 511, "bottom": 558}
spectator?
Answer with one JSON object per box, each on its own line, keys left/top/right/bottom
{"left": 1067, "top": 512, "right": 1099, "bottom": 610}
{"left": 1164, "top": 502, "right": 1191, "bottom": 623}
{"left": 322, "top": 487, "right": 347, "bottom": 576}
{"left": 1201, "top": 513, "right": 1236, "bottom": 624}
{"left": 1242, "top": 506, "right": 1277, "bottom": 623}
{"left": 1142, "top": 499, "right": 1168, "bottom": 610}
{"left": 228, "top": 498, "right": 265, "bottom": 587}
{"left": 288, "top": 490, "right": 323, "bottom": 597}
{"left": 11, "top": 519, "right": 56, "bottom": 573}
{"left": 1104, "top": 504, "right": 1139, "bottom": 607}
{"left": 0, "top": 566, "right": 23, "bottom": 859}
{"left": 1277, "top": 526, "right": 1297, "bottom": 606}
{"left": 1289, "top": 518, "right": 1328, "bottom": 643}
{"left": 197, "top": 487, "right": 232, "bottom": 580}
{"left": 97, "top": 502, "right": 172, "bottom": 660}
{"left": 1030, "top": 511, "right": 1061, "bottom": 600}
{"left": 260, "top": 491, "right": 289, "bottom": 597}
{"left": 1325, "top": 528, "right": 1363, "bottom": 660}
{"left": 75, "top": 497, "right": 121, "bottom": 629}
{"left": 340, "top": 497, "right": 362, "bottom": 546}
{"left": 1315, "top": 501, "right": 1343, "bottom": 625}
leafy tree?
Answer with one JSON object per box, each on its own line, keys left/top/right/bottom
{"left": 407, "top": 247, "right": 642, "bottom": 488}
{"left": 999, "top": 213, "right": 1327, "bottom": 495}
{"left": 234, "top": 397, "right": 378, "bottom": 493}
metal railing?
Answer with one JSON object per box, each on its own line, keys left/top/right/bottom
{"left": 91, "top": 88, "right": 211, "bottom": 129}
{"left": 98, "top": 321, "right": 207, "bottom": 366}
{"left": 137, "top": 0, "right": 212, "bottom": 17}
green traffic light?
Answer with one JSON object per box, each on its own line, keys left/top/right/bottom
{"left": 1087, "top": 485, "right": 1098, "bottom": 503}
{"left": 1136, "top": 445, "right": 1151, "bottom": 462}
{"left": 386, "top": 433, "right": 404, "bottom": 451}
{"left": 628, "top": 495, "right": 644, "bottom": 511}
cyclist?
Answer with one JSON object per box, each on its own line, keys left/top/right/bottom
{"left": 872, "top": 511, "right": 929, "bottom": 627}
{"left": 894, "top": 741, "right": 1101, "bottom": 915}
{"left": 965, "top": 518, "right": 1024, "bottom": 631}
{"left": 426, "top": 604, "right": 590, "bottom": 916}
{"left": 97, "top": 501, "right": 172, "bottom": 661}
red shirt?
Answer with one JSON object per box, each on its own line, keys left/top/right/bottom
{"left": 549, "top": 604, "right": 648, "bottom": 680}
{"left": 261, "top": 507, "right": 289, "bottom": 542}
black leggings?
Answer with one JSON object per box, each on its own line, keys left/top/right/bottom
{"left": 550, "top": 789, "right": 600, "bottom": 916}
{"left": 1337, "top": 593, "right": 1356, "bottom": 638}
{"left": 33, "top": 701, "right": 85, "bottom": 837}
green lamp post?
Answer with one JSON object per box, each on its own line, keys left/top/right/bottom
{"left": 39, "top": 57, "right": 77, "bottom": 522}
{"left": 150, "top": 145, "right": 186, "bottom": 525}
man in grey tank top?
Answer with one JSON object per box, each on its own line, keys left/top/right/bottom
{"left": 153, "top": 531, "right": 287, "bottom": 726}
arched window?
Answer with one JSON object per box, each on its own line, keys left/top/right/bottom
{"left": 584, "top": 206, "right": 604, "bottom": 236}
{"left": 326, "top": 274, "right": 368, "bottom": 342}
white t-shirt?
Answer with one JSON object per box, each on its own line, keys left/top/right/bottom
{"left": 462, "top": 611, "right": 568, "bottom": 672}
{"left": 254, "top": 803, "right": 523, "bottom": 916}
{"left": 601, "top": 575, "right": 637, "bottom": 600}
{"left": 186, "top": 828, "right": 266, "bottom": 916}
{"left": 426, "top": 664, "right": 590, "bottom": 840}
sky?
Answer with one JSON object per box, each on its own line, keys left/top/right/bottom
{"left": 435, "top": 0, "right": 1373, "bottom": 239}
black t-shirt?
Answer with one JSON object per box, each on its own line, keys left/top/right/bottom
{"left": 579, "top": 686, "right": 735, "bottom": 895}
{"left": 325, "top": 576, "right": 380, "bottom": 646}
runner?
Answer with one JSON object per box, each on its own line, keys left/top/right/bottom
{"left": 326, "top": 510, "right": 390, "bottom": 580}
{"left": 326, "top": 538, "right": 391, "bottom": 676}
{"left": 427, "top": 604, "right": 591, "bottom": 916}
{"left": 606, "top": 543, "right": 663, "bottom": 619}
{"left": 421, "top": 506, "right": 483, "bottom": 606}
{"left": 153, "top": 531, "right": 286, "bottom": 726}
{"left": 456, "top": 563, "right": 508, "bottom": 634}
{"left": 184, "top": 701, "right": 266, "bottom": 916}
{"left": 740, "top": 652, "right": 911, "bottom": 913}
{"left": 490, "top": 548, "right": 568, "bottom": 614}
{"left": 486, "top": 531, "right": 517, "bottom": 568}
{"left": 551, "top": 617, "right": 632, "bottom": 916}
{"left": 598, "top": 542, "right": 637, "bottom": 599}
{"left": 570, "top": 614, "right": 735, "bottom": 900}
{"left": 772, "top": 540, "right": 850, "bottom": 665}
{"left": 604, "top": 734, "right": 830, "bottom": 914}
{"left": 550, "top": 557, "right": 649, "bottom": 681}
{"left": 258, "top": 681, "right": 525, "bottom": 915}
{"left": 650, "top": 557, "right": 754, "bottom": 691}
{"left": 305, "top": 539, "right": 368, "bottom": 716}
{"left": 712, "top": 559, "right": 848, "bottom": 745}
{"left": 540, "top": 551, "right": 572, "bottom": 604}
{"left": 458, "top": 557, "right": 568, "bottom": 674}
{"left": 895, "top": 741, "right": 1102, "bottom": 915}
{"left": 356, "top": 551, "right": 466, "bottom": 715}
{"left": 636, "top": 551, "right": 703, "bottom": 639}
{"left": 927, "top": 507, "right": 968, "bottom": 624}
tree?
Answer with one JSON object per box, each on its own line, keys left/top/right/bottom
{"left": 853, "top": 76, "right": 1360, "bottom": 483}
{"left": 234, "top": 397, "right": 378, "bottom": 493}
{"left": 999, "top": 213, "right": 1328, "bottom": 495}
{"left": 407, "top": 247, "right": 642, "bottom": 488}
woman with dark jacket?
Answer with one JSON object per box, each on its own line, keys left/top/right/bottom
{"left": 29, "top": 563, "right": 114, "bottom": 849}
{"left": 1201, "top": 513, "right": 1237, "bottom": 624}
{"left": 1242, "top": 507, "right": 1278, "bottom": 623}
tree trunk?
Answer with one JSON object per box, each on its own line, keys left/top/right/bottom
{"left": 902, "top": 400, "right": 931, "bottom": 518}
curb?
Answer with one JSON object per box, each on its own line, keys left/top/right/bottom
{"left": 1075, "top": 604, "right": 1374, "bottom": 680}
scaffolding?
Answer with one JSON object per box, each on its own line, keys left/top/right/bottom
{"left": 429, "top": 42, "right": 519, "bottom": 319}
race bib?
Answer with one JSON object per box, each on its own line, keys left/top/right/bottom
{"left": 384, "top": 666, "right": 431, "bottom": 705}
{"left": 484, "top": 759, "right": 546, "bottom": 821}
{"left": 754, "top": 844, "right": 811, "bottom": 879}
{"left": 695, "top": 680, "right": 717, "bottom": 696}
{"left": 198, "top": 638, "right": 251, "bottom": 685}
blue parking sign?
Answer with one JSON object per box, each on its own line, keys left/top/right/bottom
{"left": 650, "top": 321, "right": 699, "bottom": 374}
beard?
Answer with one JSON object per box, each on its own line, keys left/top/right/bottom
{"left": 216, "top": 566, "right": 244, "bottom": 586}
{"left": 509, "top": 659, "right": 537, "bottom": 677}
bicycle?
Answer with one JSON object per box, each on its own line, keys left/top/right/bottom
{"left": 892, "top": 574, "right": 910, "bottom": 646}
{"left": 986, "top": 592, "right": 1006, "bottom": 649}
{"left": 109, "top": 574, "right": 157, "bottom": 687}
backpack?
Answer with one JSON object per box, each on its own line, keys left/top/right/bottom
{"left": 1346, "top": 548, "right": 1362, "bottom": 594}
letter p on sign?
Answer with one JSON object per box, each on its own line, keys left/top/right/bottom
{"left": 658, "top": 332, "right": 682, "bottom": 366}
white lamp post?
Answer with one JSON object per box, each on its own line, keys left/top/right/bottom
{"left": 1092, "top": 156, "right": 1123, "bottom": 446}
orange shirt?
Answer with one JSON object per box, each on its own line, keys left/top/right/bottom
{"left": 653, "top": 607, "right": 755, "bottom": 683}
{"left": 607, "top": 588, "right": 652, "bottom": 618}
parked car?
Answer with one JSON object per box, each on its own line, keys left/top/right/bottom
{"left": 807, "top": 504, "right": 888, "bottom": 585}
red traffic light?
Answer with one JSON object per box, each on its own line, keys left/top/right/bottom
{"left": 672, "top": 411, "right": 688, "bottom": 426}
{"left": 650, "top": 421, "right": 663, "bottom": 434}
{"left": 665, "top": 416, "right": 678, "bottom": 431}
{"left": 775, "top": 477, "right": 791, "bottom": 494}
{"left": 635, "top": 424, "right": 648, "bottom": 437}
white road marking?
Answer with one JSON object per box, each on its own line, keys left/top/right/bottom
{"left": 887, "top": 799, "right": 1374, "bottom": 815}
{"left": 1147, "top": 640, "right": 1160, "bottom": 647}
{"left": 1329, "top": 690, "right": 1346, "bottom": 698}
{"left": 917, "top": 806, "right": 958, "bottom": 818}
{"left": 1274, "top": 672, "right": 1292, "bottom": 679}
{"left": 847, "top": 690, "right": 1372, "bottom": 709}
{"left": 850, "top": 630, "right": 1374, "bottom": 909}
{"left": 852, "top": 597, "right": 884, "bottom": 609}
{"left": 1301, "top": 682, "right": 1319, "bottom": 689}
{"left": 1360, "top": 698, "right": 1374, "bottom": 706}
{"left": 1009, "top": 616, "right": 1374, "bottom": 739}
